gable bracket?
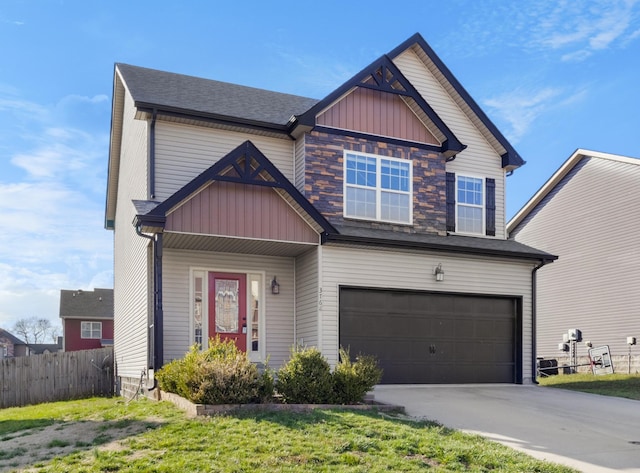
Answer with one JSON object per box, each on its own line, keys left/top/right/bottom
{"left": 295, "top": 55, "right": 465, "bottom": 155}
{"left": 143, "top": 140, "right": 338, "bottom": 235}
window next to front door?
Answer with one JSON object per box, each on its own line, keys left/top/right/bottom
{"left": 191, "top": 269, "right": 263, "bottom": 360}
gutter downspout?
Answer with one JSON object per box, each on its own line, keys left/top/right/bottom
{"left": 149, "top": 109, "right": 157, "bottom": 200}
{"left": 135, "top": 225, "right": 163, "bottom": 390}
{"left": 531, "top": 259, "right": 551, "bottom": 384}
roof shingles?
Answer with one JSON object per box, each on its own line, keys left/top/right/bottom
{"left": 116, "top": 63, "right": 319, "bottom": 127}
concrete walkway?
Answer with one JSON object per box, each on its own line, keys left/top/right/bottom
{"left": 373, "top": 384, "right": 640, "bottom": 473}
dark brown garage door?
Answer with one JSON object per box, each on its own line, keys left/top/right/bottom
{"left": 339, "top": 288, "right": 521, "bottom": 384}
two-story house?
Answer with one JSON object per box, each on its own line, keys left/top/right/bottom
{"left": 59, "top": 288, "right": 114, "bottom": 351}
{"left": 105, "top": 33, "right": 555, "bottom": 394}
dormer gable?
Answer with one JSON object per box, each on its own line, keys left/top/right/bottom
{"left": 294, "top": 56, "right": 465, "bottom": 158}
{"left": 134, "top": 141, "right": 336, "bottom": 238}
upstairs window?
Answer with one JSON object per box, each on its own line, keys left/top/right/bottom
{"left": 81, "top": 321, "right": 102, "bottom": 339}
{"left": 457, "top": 176, "right": 484, "bottom": 234}
{"left": 344, "top": 152, "right": 412, "bottom": 224}
{"left": 446, "top": 172, "right": 496, "bottom": 236}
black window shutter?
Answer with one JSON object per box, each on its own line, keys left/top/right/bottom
{"left": 486, "top": 178, "right": 496, "bottom": 236}
{"left": 446, "top": 172, "right": 456, "bottom": 232}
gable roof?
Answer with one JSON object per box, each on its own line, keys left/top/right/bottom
{"left": 116, "top": 63, "right": 319, "bottom": 131}
{"left": 387, "top": 33, "right": 525, "bottom": 170}
{"left": 135, "top": 140, "right": 337, "bottom": 236}
{"left": 507, "top": 149, "right": 640, "bottom": 233}
{"left": 0, "top": 328, "right": 26, "bottom": 345}
{"left": 59, "top": 288, "right": 114, "bottom": 320}
{"left": 107, "top": 32, "right": 526, "bottom": 229}
{"left": 295, "top": 54, "right": 465, "bottom": 157}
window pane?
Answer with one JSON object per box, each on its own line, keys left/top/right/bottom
{"left": 381, "top": 159, "right": 410, "bottom": 191}
{"left": 193, "top": 272, "right": 203, "bottom": 346}
{"left": 458, "top": 176, "right": 483, "bottom": 205}
{"left": 346, "top": 186, "right": 376, "bottom": 219}
{"left": 250, "top": 278, "right": 260, "bottom": 352}
{"left": 458, "top": 205, "right": 483, "bottom": 233}
{"left": 215, "top": 279, "right": 239, "bottom": 333}
{"left": 381, "top": 192, "right": 410, "bottom": 223}
{"left": 346, "top": 154, "right": 377, "bottom": 187}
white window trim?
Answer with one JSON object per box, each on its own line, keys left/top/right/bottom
{"left": 343, "top": 150, "right": 413, "bottom": 225}
{"left": 81, "top": 321, "right": 102, "bottom": 339}
{"left": 190, "top": 267, "right": 265, "bottom": 362}
{"left": 454, "top": 173, "right": 486, "bottom": 236}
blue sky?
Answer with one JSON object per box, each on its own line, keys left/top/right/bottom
{"left": 1, "top": 0, "right": 639, "bottom": 331}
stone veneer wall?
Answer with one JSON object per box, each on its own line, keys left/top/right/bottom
{"left": 303, "top": 131, "right": 448, "bottom": 235}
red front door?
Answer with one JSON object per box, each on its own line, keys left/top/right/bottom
{"left": 209, "top": 272, "right": 247, "bottom": 352}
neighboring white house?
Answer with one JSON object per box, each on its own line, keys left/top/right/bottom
{"left": 105, "top": 33, "right": 554, "bottom": 395}
{"left": 508, "top": 149, "right": 640, "bottom": 372}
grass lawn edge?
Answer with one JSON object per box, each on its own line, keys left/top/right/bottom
{"left": 158, "top": 389, "right": 405, "bottom": 417}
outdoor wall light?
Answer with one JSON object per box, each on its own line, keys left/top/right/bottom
{"left": 271, "top": 276, "right": 280, "bottom": 295}
{"left": 434, "top": 263, "right": 445, "bottom": 282}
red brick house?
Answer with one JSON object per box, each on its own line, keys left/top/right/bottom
{"left": 59, "top": 288, "right": 114, "bottom": 351}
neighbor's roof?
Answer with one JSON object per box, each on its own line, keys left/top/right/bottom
{"left": 0, "top": 328, "right": 26, "bottom": 345}
{"left": 59, "top": 288, "right": 114, "bottom": 320}
{"left": 507, "top": 149, "right": 640, "bottom": 233}
{"left": 116, "top": 63, "right": 319, "bottom": 129}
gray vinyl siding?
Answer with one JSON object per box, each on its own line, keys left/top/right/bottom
{"left": 510, "top": 157, "right": 640, "bottom": 360}
{"left": 294, "top": 135, "right": 306, "bottom": 193}
{"left": 294, "top": 247, "right": 319, "bottom": 347}
{"left": 393, "top": 50, "right": 506, "bottom": 239}
{"left": 113, "top": 90, "right": 150, "bottom": 379}
{"left": 319, "top": 245, "right": 536, "bottom": 381}
{"left": 154, "top": 122, "right": 294, "bottom": 201}
{"left": 162, "top": 249, "right": 295, "bottom": 368}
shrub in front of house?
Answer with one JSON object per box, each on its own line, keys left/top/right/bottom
{"left": 275, "top": 346, "right": 383, "bottom": 404}
{"left": 332, "top": 347, "right": 383, "bottom": 404}
{"left": 275, "top": 346, "right": 334, "bottom": 404}
{"left": 155, "top": 337, "right": 274, "bottom": 404}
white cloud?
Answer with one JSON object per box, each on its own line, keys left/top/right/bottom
{"left": 0, "top": 89, "right": 112, "bottom": 330}
{"left": 440, "top": 0, "right": 640, "bottom": 62}
{"left": 533, "top": 0, "right": 640, "bottom": 60}
{"left": 483, "top": 85, "right": 587, "bottom": 143}
{"left": 11, "top": 127, "right": 107, "bottom": 187}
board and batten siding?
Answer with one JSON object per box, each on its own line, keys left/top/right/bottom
{"left": 113, "top": 89, "right": 151, "bottom": 379}
{"left": 295, "top": 248, "right": 319, "bottom": 347}
{"left": 393, "top": 50, "right": 507, "bottom": 239}
{"left": 319, "top": 245, "right": 536, "bottom": 381}
{"left": 317, "top": 88, "right": 439, "bottom": 145}
{"left": 153, "top": 122, "right": 295, "bottom": 201}
{"left": 162, "top": 249, "right": 295, "bottom": 368}
{"left": 510, "top": 157, "right": 640, "bottom": 359}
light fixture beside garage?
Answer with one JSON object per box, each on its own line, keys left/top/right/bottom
{"left": 271, "top": 276, "right": 280, "bottom": 294}
{"left": 434, "top": 263, "right": 445, "bottom": 282}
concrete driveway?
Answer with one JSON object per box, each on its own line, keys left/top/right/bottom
{"left": 373, "top": 384, "right": 640, "bottom": 473}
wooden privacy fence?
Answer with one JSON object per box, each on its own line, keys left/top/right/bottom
{"left": 0, "top": 347, "right": 114, "bottom": 408}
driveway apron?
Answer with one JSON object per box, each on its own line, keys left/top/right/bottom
{"left": 373, "top": 384, "right": 640, "bottom": 473}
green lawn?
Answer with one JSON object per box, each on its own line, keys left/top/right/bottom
{"left": 0, "top": 397, "right": 577, "bottom": 473}
{"left": 538, "top": 372, "right": 640, "bottom": 400}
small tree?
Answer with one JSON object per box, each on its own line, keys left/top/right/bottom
{"left": 13, "top": 317, "right": 59, "bottom": 344}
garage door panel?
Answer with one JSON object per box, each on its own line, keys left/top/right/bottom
{"left": 340, "top": 288, "right": 519, "bottom": 384}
